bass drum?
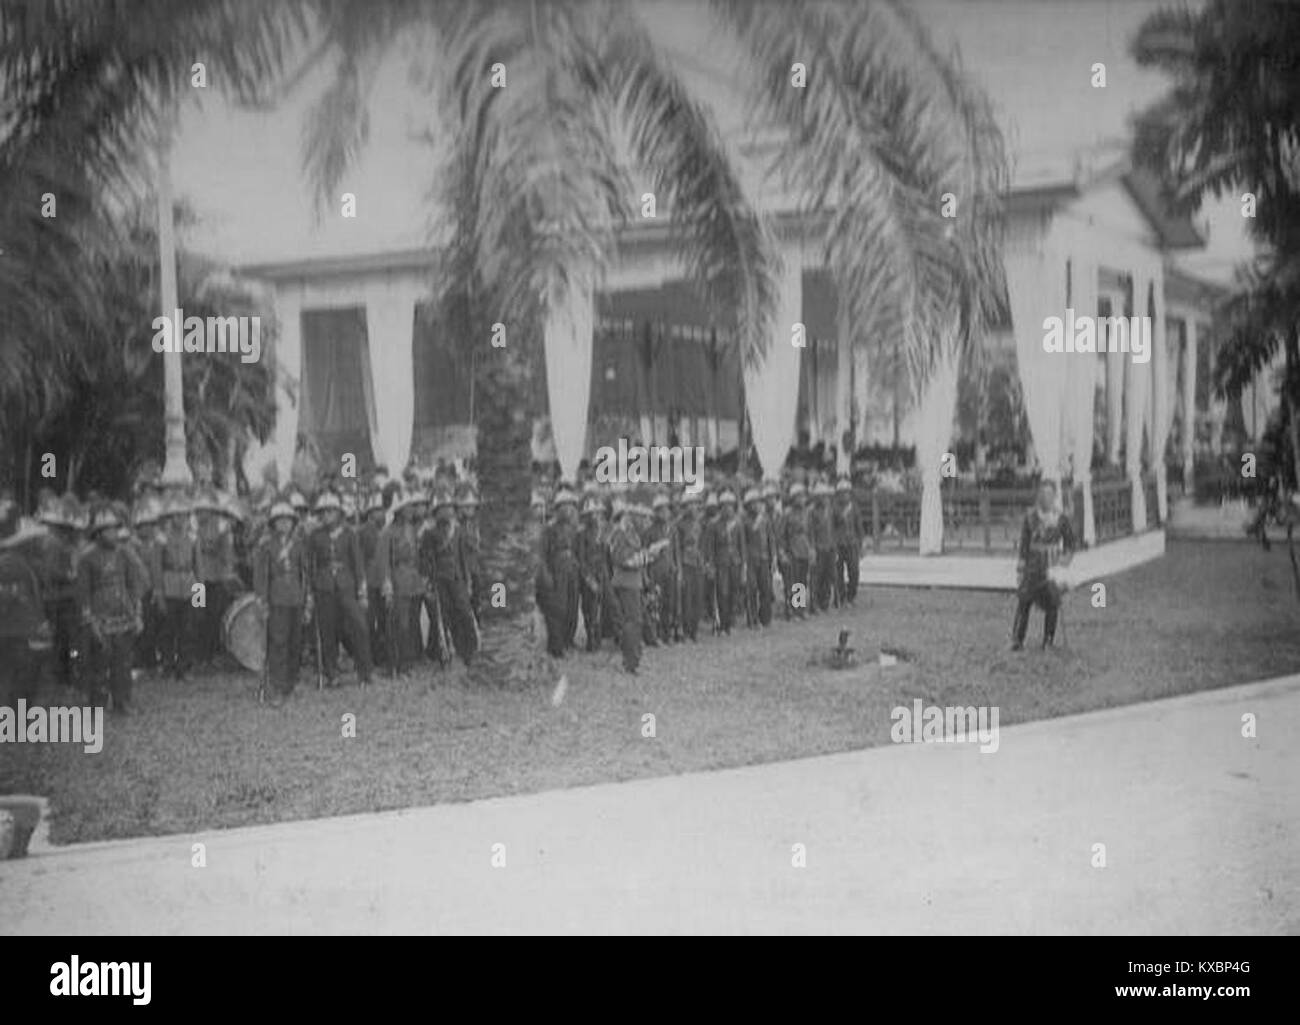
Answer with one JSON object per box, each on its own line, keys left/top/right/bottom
{"left": 221, "top": 592, "right": 267, "bottom": 673}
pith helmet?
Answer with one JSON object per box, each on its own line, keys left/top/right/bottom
{"left": 761, "top": 482, "right": 779, "bottom": 500}
{"left": 37, "top": 494, "right": 64, "bottom": 527}
{"left": 651, "top": 493, "right": 670, "bottom": 511}
{"left": 314, "top": 491, "right": 342, "bottom": 513}
{"left": 216, "top": 490, "right": 247, "bottom": 522}
{"left": 88, "top": 504, "right": 123, "bottom": 536}
{"left": 192, "top": 486, "right": 223, "bottom": 515}
{"left": 835, "top": 478, "right": 851, "bottom": 494}
{"left": 681, "top": 490, "right": 701, "bottom": 505}
{"left": 288, "top": 490, "right": 309, "bottom": 512}
{"left": 787, "top": 482, "right": 807, "bottom": 500}
{"left": 742, "top": 487, "right": 762, "bottom": 506}
{"left": 162, "top": 492, "right": 192, "bottom": 519}
{"left": 134, "top": 496, "right": 163, "bottom": 527}
{"left": 704, "top": 492, "right": 719, "bottom": 509}
{"left": 719, "top": 489, "right": 737, "bottom": 505}
{"left": 812, "top": 481, "right": 833, "bottom": 498}
{"left": 553, "top": 488, "right": 578, "bottom": 507}
{"left": 268, "top": 501, "right": 296, "bottom": 525}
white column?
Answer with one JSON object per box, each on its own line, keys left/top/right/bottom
{"left": 1105, "top": 295, "right": 1124, "bottom": 465}
{"left": 1126, "top": 272, "right": 1151, "bottom": 531}
{"left": 1151, "top": 270, "right": 1171, "bottom": 521}
{"left": 1068, "top": 254, "right": 1099, "bottom": 546}
{"left": 273, "top": 286, "right": 304, "bottom": 488}
{"left": 542, "top": 272, "right": 594, "bottom": 484}
{"left": 364, "top": 278, "right": 420, "bottom": 477}
{"left": 1182, "top": 317, "right": 1197, "bottom": 492}
{"left": 917, "top": 333, "right": 961, "bottom": 556}
{"left": 835, "top": 313, "right": 853, "bottom": 476}
{"left": 853, "top": 345, "right": 871, "bottom": 448}
{"left": 744, "top": 248, "right": 803, "bottom": 481}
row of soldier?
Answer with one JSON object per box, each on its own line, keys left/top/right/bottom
{"left": 537, "top": 479, "right": 865, "bottom": 675}
{"left": 0, "top": 483, "right": 486, "bottom": 712}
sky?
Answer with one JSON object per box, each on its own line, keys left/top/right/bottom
{"left": 169, "top": 0, "right": 1251, "bottom": 281}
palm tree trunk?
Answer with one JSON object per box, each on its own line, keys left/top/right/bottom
{"left": 471, "top": 316, "right": 551, "bottom": 687}
{"left": 1286, "top": 329, "right": 1300, "bottom": 495}
{"left": 156, "top": 109, "right": 191, "bottom": 489}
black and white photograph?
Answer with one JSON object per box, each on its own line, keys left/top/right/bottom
{"left": 0, "top": 0, "right": 1295, "bottom": 979}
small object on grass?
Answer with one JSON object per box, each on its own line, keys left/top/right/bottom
{"left": 809, "top": 629, "right": 858, "bottom": 669}
{"left": 0, "top": 797, "right": 43, "bottom": 859}
{"left": 552, "top": 674, "right": 568, "bottom": 707}
{"left": 878, "top": 651, "right": 898, "bottom": 668}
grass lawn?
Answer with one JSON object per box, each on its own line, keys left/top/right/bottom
{"left": 3, "top": 538, "right": 1298, "bottom": 845}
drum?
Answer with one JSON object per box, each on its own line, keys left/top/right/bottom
{"left": 221, "top": 592, "right": 267, "bottom": 673}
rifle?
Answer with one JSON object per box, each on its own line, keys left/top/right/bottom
{"left": 386, "top": 592, "right": 399, "bottom": 680}
{"left": 313, "top": 604, "right": 324, "bottom": 691}
{"left": 257, "top": 597, "right": 268, "bottom": 704}
{"left": 428, "top": 582, "right": 453, "bottom": 667}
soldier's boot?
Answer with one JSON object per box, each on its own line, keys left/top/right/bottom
{"left": 1042, "top": 604, "right": 1059, "bottom": 648}
{"left": 1010, "top": 599, "right": 1031, "bottom": 651}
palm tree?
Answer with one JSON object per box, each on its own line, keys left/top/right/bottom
{"left": 0, "top": 0, "right": 312, "bottom": 492}
{"left": 301, "top": 0, "right": 1006, "bottom": 675}
{"left": 3, "top": 0, "right": 1007, "bottom": 682}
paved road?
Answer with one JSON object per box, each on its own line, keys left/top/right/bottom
{"left": 3, "top": 675, "right": 1297, "bottom": 934}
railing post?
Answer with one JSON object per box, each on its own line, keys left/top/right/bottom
{"left": 871, "top": 489, "right": 881, "bottom": 553}
{"left": 980, "top": 489, "right": 991, "bottom": 551}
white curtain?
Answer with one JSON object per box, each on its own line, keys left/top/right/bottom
{"left": 543, "top": 273, "right": 594, "bottom": 483}
{"left": 745, "top": 253, "right": 803, "bottom": 481}
{"left": 853, "top": 345, "right": 871, "bottom": 448}
{"left": 917, "top": 325, "right": 961, "bottom": 556}
{"left": 364, "top": 279, "right": 419, "bottom": 476}
{"left": 835, "top": 328, "right": 853, "bottom": 475}
{"left": 1007, "top": 234, "right": 1069, "bottom": 485}
{"left": 1151, "top": 270, "right": 1171, "bottom": 522}
{"left": 273, "top": 288, "right": 303, "bottom": 487}
{"left": 1127, "top": 270, "right": 1152, "bottom": 531}
{"left": 1066, "top": 251, "right": 1099, "bottom": 545}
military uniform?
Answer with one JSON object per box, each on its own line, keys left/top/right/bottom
{"left": 382, "top": 519, "right": 425, "bottom": 673}
{"left": 675, "top": 505, "right": 705, "bottom": 641}
{"left": 253, "top": 523, "right": 307, "bottom": 695}
{"left": 644, "top": 510, "right": 679, "bottom": 644}
{"left": 539, "top": 510, "right": 581, "bottom": 657}
{"left": 156, "top": 524, "right": 198, "bottom": 679}
{"left": 782, "top": 498, "right": 812, "bottom": 618}
{"left": 704, "top": 502, "right": 746, "bottom": 634}
{"left": 38, "top": 525, "right": 81, "bottom": 688}
{"left": 307, "top": 518, "right": 373, "bottom": 685}
{"left": 743, "top": 503, "right": 776, "bottom": 627}
{"left": 195, "top": 515, "right": 237, "bottom": 665}
{"left": 833, "top": 490, "right": 863, "bottom": 605}
{"left": 810, "top": 498, "right": 836, "bottom": 612}
{"left": 359, "top": 513, "right": 389, "bottom": 670}
{"left": 576, "top": 513, "right": 610, "bottom": 652}
{"left": 609, "top": 515, "right": 651, "bottom": 672}
{"left": 77, "top": 534, "right": 146, "bottom": 711}
{"left": 0, "top": 530, "right": 45, "bottom": 705}
{"left": 421, "top": 514, "right": 477, "bottom": 666}
{"left": 1011, "top": 505, "right": 1076, "bottom": 648}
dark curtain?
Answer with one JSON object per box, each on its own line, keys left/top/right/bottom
{"left": 301, "top": 307, "right": 374, "bottom": 470}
